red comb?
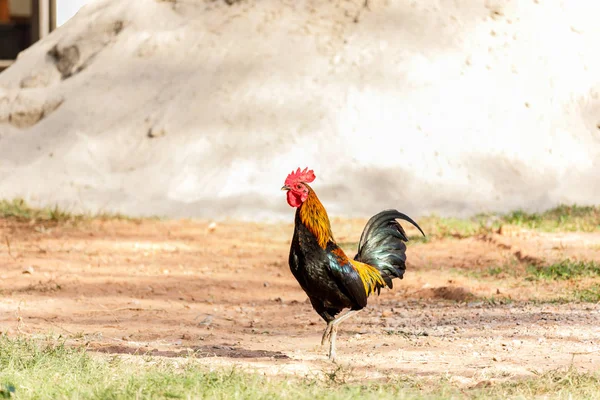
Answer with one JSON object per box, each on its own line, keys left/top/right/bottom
{"left": 285, "top": 167, "right": 316, "bottom": 186}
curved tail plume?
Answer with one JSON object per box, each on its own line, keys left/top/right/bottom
{"left": 354, "top": 210, "right": 425, "bottom": 288}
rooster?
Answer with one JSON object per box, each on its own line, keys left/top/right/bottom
{"left": 282, "top": 167, "right": 425, "bottom": 361}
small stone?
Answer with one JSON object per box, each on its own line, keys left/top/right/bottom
{"left": 22, "top": 266, "right": 35, "bottom": 274}
{"left": 147, "top": 126, "right": 166, "bottom": 138}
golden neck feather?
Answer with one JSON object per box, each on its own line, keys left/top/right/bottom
{"left": 298, "top": 185, "right": 334, "bottom": 248}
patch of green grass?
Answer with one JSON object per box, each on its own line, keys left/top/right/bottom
{"left": 573, "top": 284, "right": 600, "bottom": 303}
{"left": 0, "top": 199, "right": 144, "bottom": 223}
{"left": 486, "top": 266, "right": 509, "bottom": 277}
{"left": 417, "top": 204, "right": 600, "bottom": 239}
{"left": 527, "top": 297, "right": 572, "bottom": 305}
{"left": 458, "top": 258, "right": 600, "bottom": 285}
{"left": 2, "top": 335, "right": 600, "bottom": 399}
{"left": 492, "top": 367, "right": 600, "bottom": 398}
{"left": 0, "top": 199, "right": 72, "bottom": 221}
{"left": 503, "top": 205, "right": 600, "bottom": 232}
{"left": 527, "top": 260, "right": 600, "bottom": 281}
{"left": 2, "top": 199, "right": 598, "bottom": 235}
{"left": 523, "top": 284, "right": 600, "bottom": 304}
{"left": 479, "top": 295, "right": 514, "bottom": 306}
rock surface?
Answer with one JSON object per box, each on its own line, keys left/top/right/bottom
{"left": 0, "top": 0, "right": 599, "bottom": 219}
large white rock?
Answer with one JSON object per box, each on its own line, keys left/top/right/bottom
{"left": 0, "top": 0, "right": 599, "bottom": 220}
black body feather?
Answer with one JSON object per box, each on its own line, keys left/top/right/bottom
{"left": 289, "top": 205, "right": 425, "bottom": 323}
{"left": 289, "top": 211, "right": 356, "bottom": 322}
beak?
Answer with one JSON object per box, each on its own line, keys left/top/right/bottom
{"left": 281, "top": 185, "right": 290, "bottom": 191}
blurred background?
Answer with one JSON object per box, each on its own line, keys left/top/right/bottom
{"left": 0, "top": 0, "right": 599, "bottom": 220}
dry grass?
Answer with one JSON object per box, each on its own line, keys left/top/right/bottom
{"left": 1, "top": 335, "right": 599, "bottom": 400}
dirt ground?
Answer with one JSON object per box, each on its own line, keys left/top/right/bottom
{"left": 1, "top": 217, "right": 600, "bottom": 386}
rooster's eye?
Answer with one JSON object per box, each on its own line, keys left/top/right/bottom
{"left": 296, "top": 185, "right": 301, "bottom": 189}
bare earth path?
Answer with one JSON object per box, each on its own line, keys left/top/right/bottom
{"left": 1, "top": 218, "right": 599, "bottom": 386}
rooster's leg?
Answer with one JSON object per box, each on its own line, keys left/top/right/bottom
{"left": 326, "top": 310, "right": 360, "bottom": 361}
{"left": 329, "top": 326, "right": 338, "bottom": 361}
{"left": 321, "top": 310, "right": 359, "bottom": 346}
{"left": 321, "top": 322, "right": 334, "bottom": 346}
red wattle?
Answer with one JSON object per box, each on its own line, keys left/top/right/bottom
{"left": 287, "top": 191, "right": 302, "bottom": 208}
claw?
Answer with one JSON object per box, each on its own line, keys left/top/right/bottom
{"left": 329, "top": 351, "right": 336, "bottom": 362}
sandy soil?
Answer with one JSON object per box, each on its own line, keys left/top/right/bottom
{"left": 1, "top": 217, "right": 600, "bottom": 385}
